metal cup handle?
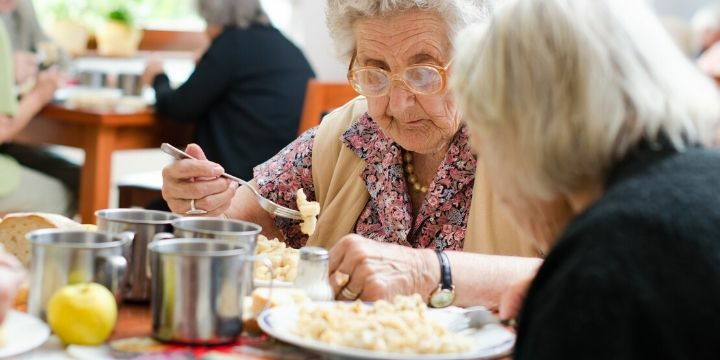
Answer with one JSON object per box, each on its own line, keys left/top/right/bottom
{"left": 93, "top": 231, "right": 134, "bottom": 302}
{"left": 147, "top": 232, "right": 176, "bottom": 278}
{"left": 94, "top": 256, "right": 127, "bottom": 303}
{"left": 244, "top": 255, "right": 274, "bottom": 317}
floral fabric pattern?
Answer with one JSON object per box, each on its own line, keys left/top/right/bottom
{"left": 253, "top": 113, "right": 477, "bottom": 250}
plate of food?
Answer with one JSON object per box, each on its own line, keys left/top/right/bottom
{"left": 253, "top": 236, "right": 299, "bottom": 288}
{"left": 258, "top": 295, "right": 514, "bottom": 360}
{"left": 0, "top": 310, "right": 50, "bottom": 358}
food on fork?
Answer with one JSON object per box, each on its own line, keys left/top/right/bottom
{"left": 0, "top": 213, "right": 84, "bottom": 267}
{"left": 254, "top": 236, "right": 299, "bottom": 282}
{"left": 295, "top": 294, "right": 473, "bottom": 354}
{"left": 296, "top": 189, "right": 320, "bottom": 235}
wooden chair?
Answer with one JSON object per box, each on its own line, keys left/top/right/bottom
{"left": 298, "top": 80, "right": 358, "bottom": 135}
{"left": 138, "top": 30, "right": 209, "bottom": 52}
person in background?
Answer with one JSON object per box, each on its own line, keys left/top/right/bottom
{"left": 143, "top": 0, "right": 315, "bottom": 183}
{"left": 453, "top": 0, "right": 720, "bottom": 358}
{"left": 0, "top": 0, "right": 79, "bottom": 215}
{"left": 0, "top": 10, "right": 68, "bottom": 215}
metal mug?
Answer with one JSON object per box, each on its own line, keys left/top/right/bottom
{"left": 170, "top": 217, "right": 262, "bottom": 252}
{"left": 96, "top": 209, "right": 181, "bottom": 301}
{"left": 161, "top": 217, "right": 262, "bottom": 298}
{"left": 117, "top": 73, "right": 143, "bottom": 96}
{"left": 27, "top": 229, "right": 133, "bottom": 321}
{"left": 147, "top": 239, "right": 273, "bottom": 344}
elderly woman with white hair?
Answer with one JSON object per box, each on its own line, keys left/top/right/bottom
{"left": 453, "top": 0, "right": 720, "bottom": 357}
{"left": 162, "top": 0, "right": 543, "bottom": 308}
{"left": 143, "top": 0, "right": 315, "bottom": 182}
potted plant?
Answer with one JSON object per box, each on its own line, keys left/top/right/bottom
{"left": 95, "top": 7, "right": 143, "bottom": 57}
{"left": 46, "top": 0, "right": 90, "bottom": 56}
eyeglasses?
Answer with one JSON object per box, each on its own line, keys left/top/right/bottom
{"left": 347, "top": 54, "right": 451, "bottom": 97}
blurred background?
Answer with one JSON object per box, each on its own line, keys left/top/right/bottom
{"left": 20, "top": 0, "right": 720, "bottom": 208}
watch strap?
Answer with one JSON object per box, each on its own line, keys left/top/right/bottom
{"left": 435, "top": 250, "right": 452, "bottom": 291}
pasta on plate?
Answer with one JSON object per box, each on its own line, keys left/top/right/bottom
{"left": 293, "top": 294, "right": 473, "bottom": 354}
{"left": 254, "top": 235, "right": 299, "bottom": 282}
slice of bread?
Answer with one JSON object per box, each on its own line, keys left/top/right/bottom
{"left": 0, "top": 213, "right": 84, "bottom": 267}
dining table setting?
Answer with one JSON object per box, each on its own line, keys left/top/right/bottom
{"left": 1, "top": 184, "right": 515, "bottom": 359}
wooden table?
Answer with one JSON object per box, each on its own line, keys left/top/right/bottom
{"left": 112, "top": 303, "right": 152, "bottom": 340}
{"left": 15, "top": 103, "right": 192, "bottom": 223}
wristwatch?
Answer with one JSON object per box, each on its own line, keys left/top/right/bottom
{"left": 429, "top": 250, "right": 455, "bottom": 308}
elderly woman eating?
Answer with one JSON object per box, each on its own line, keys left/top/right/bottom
{"left": 162, "top": 0, "right": 542, "bottom": 308}
{"left": 453, "top": 0, "right": 720, "bottom": 357}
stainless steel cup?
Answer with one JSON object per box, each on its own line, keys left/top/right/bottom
{"left": 96, "top": 209, "right": 181, "bottom": 301}
{"left": 170, "top": 217, "right": 262, "bottom": 252}
{"left": 27, "top": 230, "right": 133, "bottom": 320}
{"left": 161, "top": 217, "right": 262, "bottom": 298}
{"left": 117, "top": 73, "right": 143, "bottom": 96}
{"left": 148, "top": 239, "right": 271, "bottom": 344}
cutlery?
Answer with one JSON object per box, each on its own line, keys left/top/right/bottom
{"left": 160, "top": 143, "right": 303, "bottom": 220}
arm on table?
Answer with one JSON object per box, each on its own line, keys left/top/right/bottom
{"left": 0, "top": 69, "right": 59, "bottom": 143}
{"left": 329, "top": 234, "right": 542, "bottom": 308}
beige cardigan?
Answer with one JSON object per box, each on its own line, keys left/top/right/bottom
{"left": 306, "top": 97, "right": 539, "bottom": 257}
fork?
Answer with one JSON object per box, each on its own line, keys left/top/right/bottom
{"left": 447, "top": 306, "right": 516, "bottom": 332}
{"left": 160, "top": 143, "right": 303, "bottom": 221}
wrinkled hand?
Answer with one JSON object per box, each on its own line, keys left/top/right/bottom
{"left": 142, "top": 58, "right": 164, "bottom": 85}
{"left": 162, "top": 144, "right": 238, "bottom": 216}
{"left": 328, "top": 234, "right": 436, "bottom": 302}
{"left": 0, "top": 247, "right": 26, "bottom": 325}
{"left": 498, "top": 275, "right": 534, "bottom": 321}
{"left": 13, "top": 51, "right": 37, "bottom": 84}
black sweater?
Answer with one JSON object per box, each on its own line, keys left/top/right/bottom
{"left": 515, "top": 142, "right": 720, "bottom": 359}
{"left": 153, "top": 25, "right": 315, "bottom": 179}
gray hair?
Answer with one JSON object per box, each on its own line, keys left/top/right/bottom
{"left": 326, "top": 0, "right": 488, "bottom": 62}
{"left": 452, "top": 0, "right": 720, "bottom": 199}
{"left": 692, "top": 3, "right": 720, "bottom": 33}
{"left": 198, "top": 0, "right": 270, "bottom": 29}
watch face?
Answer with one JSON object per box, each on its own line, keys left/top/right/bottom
{"left": 430, "top": 289, "right": 455, "bottom": 308}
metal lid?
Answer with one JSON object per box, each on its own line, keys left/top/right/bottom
{"left": 299, "top": 246, "right": 329, "bottom": 261}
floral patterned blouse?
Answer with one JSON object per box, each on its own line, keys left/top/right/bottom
{"left": 253, "top": 113, "right": 477, "bottom": 250}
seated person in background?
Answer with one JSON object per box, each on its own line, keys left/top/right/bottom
{"left": 0, "top": 246, "right": 24, "bottom": 325}
{"left": 453, "top": 0, "right": 720, "bottom": 358}
{"left": 143, "top": 0, "right": 315, "bottom": 182}
{"left": 0, "top": 0, "right": 79, "bottom": 215}
{"left": 0, "top": 20, "right": 69, "bottom": 216}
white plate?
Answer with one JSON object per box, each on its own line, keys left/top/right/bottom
{"left": 258, "top": 302, "right": 514, "bottom": 360}
{"left": 0, "top": 311, "right": 50, "bottom": 358}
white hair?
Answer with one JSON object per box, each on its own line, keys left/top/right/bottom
{"left": 452, "top": 0, "right": 720, "bottom": 199}
{"left": 326, "top": 0, "right": 488, "bottom": 62}
{"left": 198, "top": 0, "right": 270, "bottom": 29}
{"left": 692, "top": 3, "right": 720, "bottom": 33}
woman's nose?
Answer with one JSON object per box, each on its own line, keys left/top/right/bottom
{"left": 387, "top": 79, "right": 415, "bottom": 114}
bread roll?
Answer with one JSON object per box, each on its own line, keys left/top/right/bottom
{"left": 0, "top": 213, "right": 84, "bottom": 267}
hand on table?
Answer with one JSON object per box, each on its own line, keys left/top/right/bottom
{"left": 498, "top": 275, "right": 534, "bottom": 321}
{"left": 13, "top": 51, "right": 37, "bottom": 84}
{"left": 142, "top": 58, "right": 164, "bottom": 86}
{"left": 328, "top": 234, "right": 437, "bottom": 302}
{"left": 0, "top": 247, "right": 26, "bottom": 325}
{"left": 31, "top": 67, "right": 64, "bottom": 103}
{"left": 162, "top": 143, "right": 238, "bottom": 216}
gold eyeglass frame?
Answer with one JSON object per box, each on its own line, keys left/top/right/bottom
{"left": 346, "top": 53, "right": 451, "bottom": 97}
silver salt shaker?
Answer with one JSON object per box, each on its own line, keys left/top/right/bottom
{"left": 293, "top": 247, "right": 334, "bottom": 301}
